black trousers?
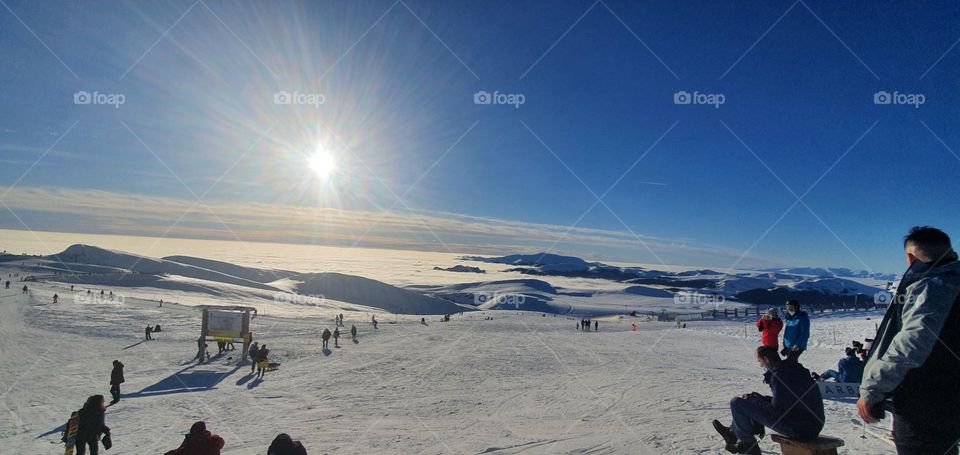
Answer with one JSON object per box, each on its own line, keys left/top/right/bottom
{"left": 109, "top": 383, "right": 120, "bottom": 402}
{"left": 894, "top": 413, "right": 959, "bottom": 455}
{"left": 75, "top": 439, "right": 99, "bottom": 455}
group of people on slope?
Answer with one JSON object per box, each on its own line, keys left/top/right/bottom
{"left": 713, "top": 226, "right": 960, "bottom": 455}
{"left": 577, "top": 319, "right": 598, "bottom": 331}
{"left": 248, "top": 341, "right": 271, "bottom": 378}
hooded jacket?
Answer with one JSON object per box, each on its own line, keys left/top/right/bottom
{"left": 836, "top": 354, "right": 864, "bottom": 384}
{"left": 764, "top": 359, "right": 825, "bottom": 438}
{"left": 861, "top": 255, "right": 960, "bottom": 419}
{"left": 110, "top": 361, "right": 125, "bottom": 385}
{"left": 782, "top": 309, "right": 810, "bottom": 350}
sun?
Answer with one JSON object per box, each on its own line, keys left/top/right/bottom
{"left": 308, "top": 149, "right": 336, "bottom": 179}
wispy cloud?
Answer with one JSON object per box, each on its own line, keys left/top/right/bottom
{"left": 0, "top": 185, "right": 763, "bottom": 267}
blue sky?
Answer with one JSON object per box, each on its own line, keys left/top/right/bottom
{"left": 2, "top": 0, "right": 959, "bottom": 273}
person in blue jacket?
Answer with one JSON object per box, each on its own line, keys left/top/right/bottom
{"left": 817, "top": 347, "right": 864, "bottom": 383}
{"left": 781, "top": 300, "right": 810, "bottom": 361}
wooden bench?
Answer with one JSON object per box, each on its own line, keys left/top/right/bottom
{"left": 770, "top": 434, "right": 844, "bottom": 455}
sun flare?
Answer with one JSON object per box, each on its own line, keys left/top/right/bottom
{"left": 309, "top": 149, "right": 336, "bottom": 179}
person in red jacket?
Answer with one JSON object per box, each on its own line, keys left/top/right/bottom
{"left": 164, "top": 421, "right": 225, "bottom": 455}
{"left": 756, "top": 308, "right": 783, "bottom": 349}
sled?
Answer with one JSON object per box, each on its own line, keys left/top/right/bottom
{"left": 266, "top": 362, "right": 280, "bottom": 371}
{"left": 63, "top": 411, "right": 79, "bottom": 455}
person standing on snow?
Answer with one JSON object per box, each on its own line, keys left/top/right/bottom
{"left": 163, "top": 421, "right": 224, "bottom": 455}
{"left": 256, "top": 345, "right": 270, "bottom": 378}
{"left": 594, "top": 320, "right": 598, "bottom": 331}
{"left": 756, "top": 308, "right": 783, "bottom": 349}
{"left": 248, "top": 342, "right": 259, "bottom": 372}
{"left": 109, "top": 360, "right": 124, "bottom": 404}
{"left": 75, "top": 395, "right": 110, "bottom": 455}
{"left": 781, "top": 300, "right": 809, "bottom": 361}
{"left": 351, "top": 324, "right": 357, "bottom": 340}
{"left": 321, "top": 328, "right": 331, "bottom": 349}
{"left": 333, "top": 327, "right": 340, "bottom": 348}
{"left": 859, "top": 226, "right": 960, "bottom": 454}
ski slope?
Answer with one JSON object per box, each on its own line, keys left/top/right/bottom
{"left": 0, "top": 278, "right": 894, "bottom": 454}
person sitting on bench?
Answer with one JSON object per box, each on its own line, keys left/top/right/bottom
{"left": 712, "top": 346, "right": 825, "bottom": 454}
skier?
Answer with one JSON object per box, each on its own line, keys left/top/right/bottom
{"left": 351, "top": 324, "right": 357, "bottom": 340}
{"left": 859, "top": 226, "right": 960, "bottom": 454}
{"left": 321, "top": 328, "right": 331, "bottom": 349}
{"left": 256, "top": 345, "right": 270, "bottom": 378}
{"left": 267, "top": 433, "right": 308, "bottom": 455}
{"left": 53, "top": 293, "right": 58, "bottom": 304}
{"left": 248, "top": 342, "right": 259, "bottom": 372}
{"left": 3, "top": 280, "right": 8, "bottom": 289}
{"left": 109, "top": 360, "right": 124, "bottom": 404}
{"left": 75, "top": 395, "right": 110, "bottom": 455}
{"left": 781, "top": 300, "right": 809, "bottom": 361}
{"left": 145, "top": 325, "right": 152, "bottom": 341}
{"left": 756, "top": 308, "right": 783, "bottom": 349}
{"left": 371, "top": 315, "right": 378, "bottom": 329}
{"left": 339, "top": 313, "right": 344, "bottom": 326}
{"left": 712, "top": 346, "right": 824, "bottom": 455}
{"left": 594, "top": 320, "right": 598, "bottom": 331}
{"left": 333, "top": 327, "right": 340, "bottom": 347}
{"left": 21, "top": 285, "right": 27, "bottom": 294}
{"left": 163, "top": 421, "right": 224, "bottom": 455}
{"left": 576, "top": 322, "right": 579, "bottom": 331}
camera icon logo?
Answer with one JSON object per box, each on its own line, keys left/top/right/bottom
{"left": 874, "top": 291, "right": 892, "bottom": 305}
{"left": 74, "top": 91, "right": 92, "bottom": 105}
{"left": 873, "top": 91, "right": 891, "bottom": 105}
{"left": 474, "top": 292, "right": 493, "bottom": 304}
{"left": 673, "top": 91, "right": 692, "bottom": 105}
{"left": 273, "top": 91, "right": 292, "bottom": 105}
{"left": 473, "top": 91, "right": 491, "bottom": 105}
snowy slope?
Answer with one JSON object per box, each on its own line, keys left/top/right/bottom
{"left": 1, "top": 276, "right": 894, "bottom": 455}
{"left": 285, "top": 272, "right": 467, "bottom": 315}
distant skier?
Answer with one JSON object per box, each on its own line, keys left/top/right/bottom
{"left": 248, "top": 342, "right": 260, "bottom": 372}
{"left": 420, "top": 317, "right": 427, "bottom": 325}
{"left": 21, "top": 285, "right": 27, "bottom": 294}
{"left": 756, "top": 308, "right": 783, "bottom": 349}
{"left": 145, "top": 326, "right": 152, "bottom": 341}
{"left": 322, "top": 328, "right": 331, "bottom": 349}
{"left": 576, "top": 322, "right": 579, "bottom": 331}
{"left": 350, "top": 324, "right": 357, "bottom": 340}
{"left": 781, "top": 300, "right": 810, "bottom": 361}
{"left": 109, "top": 360, "right": 124, "bottom": 404}
{"left": 256, "top": 345, "right": 270, "bottom": 378}
{"left": 594, "top": 321, "right": 598, "bottom": 331}
{"left": 333, "top": 327, "right": 340, "bottom": 347}
{"left": 4, "top": 280, "right": 8, "bottom": 289}
{"left": 371, "top": 315, "right": 378, "bottom": 329}
{"left": 267, "top": 433, "right": 307, "bottom": 455}
{"left": 163, "top": 421, "right": 224, "bottom": 455}
{"left": 53, "top": 293, "right": 58, "bottom": 304}
{"left": 75, "top": 394, "right": 110, "bottom": 455}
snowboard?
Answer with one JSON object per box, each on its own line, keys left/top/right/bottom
{"left": 63, "top": 411, "right": 79, "bottom": 455}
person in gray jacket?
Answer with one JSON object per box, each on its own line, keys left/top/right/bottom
{"left": 859, "top": 226, "right": 960, "bottom": 455}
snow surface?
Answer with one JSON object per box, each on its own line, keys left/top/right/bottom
{"left": 1, "top": 269, "right": 894, "bottom": 454}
